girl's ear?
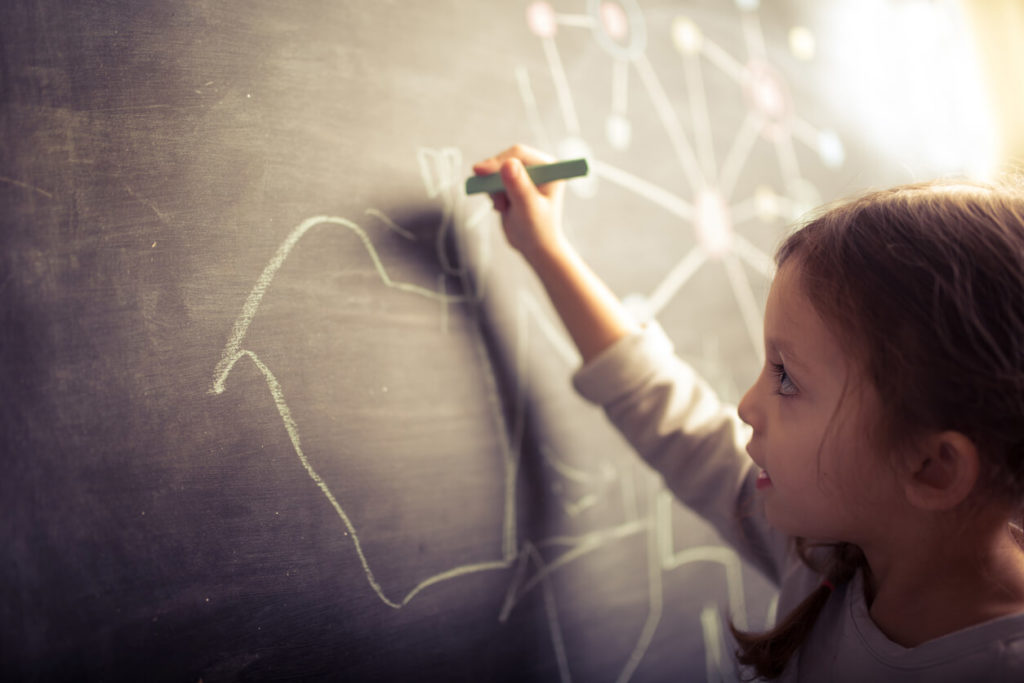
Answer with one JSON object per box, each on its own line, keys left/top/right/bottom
{"left": 902, "top": 432, "right": 980, "bottom": 511}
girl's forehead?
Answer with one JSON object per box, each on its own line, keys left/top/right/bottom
{"left": 765, "top": 263, "right": 847, "bottom": 371}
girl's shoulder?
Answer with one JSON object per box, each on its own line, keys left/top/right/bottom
{"left": 796, "top": 570, "right": 1024, "bottom": 682}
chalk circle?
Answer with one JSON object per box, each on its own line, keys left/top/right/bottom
{"left": 817, "top": 129, "right": 845, "bottom": 168}
{"left": 557, "top": 136, "right": 598, "bottom": 198}
{"left": 605, "top": 113, "right": 632, "bottom": 150}
{"left": 754, "top": 185, "right": 780, "bottom": 222}
{"left": 587, "top": 0, "right": 646, "bottom": 60}
{"left": 622, "top": 293, "right": 652, "bottom": 324}
{"left": 788, "top": 26, "right": 816, "bottom": 61}
{"left": 788, "top": 178, "right": 822, "bottom": 223}
{"left": 671, "top": 16, "right": 702, "bottom": 55}
{"left": 694, "top": 187, "right": 733, "bottom": 257}
{"left": 601, "top": 2, "right": 628, "bottom": 40}
{"left": 527, "top": 1, "right": 557, "bottom": 38}
{"left": 743, "top": 60, "right": 793, "bottom": 141}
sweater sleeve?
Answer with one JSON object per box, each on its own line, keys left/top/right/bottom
{"left": 572, "top": 323, "right": 790, "bottom": 584}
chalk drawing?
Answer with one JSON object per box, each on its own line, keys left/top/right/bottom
{"left": 206, "top": 1, "right": 851, "bottom": 679}
{"left": 0, "top": 175, "right": 54, "bottom": 199}
{"left": 506, "top": 0, "right": 850, "bottom": 677}
{"left": 521, "top": 0, "right": 842, "bottom": 363}
{"left": 210, "top": 147, "right": 755, "bottom": 683}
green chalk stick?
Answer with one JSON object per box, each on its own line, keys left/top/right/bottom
{"left": 465, "top": 158, "right": 589, "bottom": 195}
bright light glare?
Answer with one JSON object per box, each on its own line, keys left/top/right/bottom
{"left": 822, "top": 0, "right": 996, "bottom": 178}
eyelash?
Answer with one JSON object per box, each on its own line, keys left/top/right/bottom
{"left": 771, "top": 362, "right": 798, "bottom": 397}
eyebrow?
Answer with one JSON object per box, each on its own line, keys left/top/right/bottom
{"left": 765, "top": 337, "right": 809, "bottom": 371}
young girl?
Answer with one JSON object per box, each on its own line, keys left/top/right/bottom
{"left": 472, "top": 145, "right": 1024, "bottom": 681}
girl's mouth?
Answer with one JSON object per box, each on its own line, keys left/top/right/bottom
{"left": 756, "top": 469, "right": 773, "bottom": 490}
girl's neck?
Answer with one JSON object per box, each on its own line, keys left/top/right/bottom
{"left": 861, "top": 518, "right": 1024, "bottom": 647}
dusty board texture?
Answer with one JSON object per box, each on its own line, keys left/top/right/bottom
{"left": 2, "top": 1, "right": 978, "bottom": 681}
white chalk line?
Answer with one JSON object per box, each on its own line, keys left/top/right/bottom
{"left": 774, "top": 134, "right": 803, "bottom": 194}
{"left": 210, "top": 214, "right": 468, "bottom": 394}
{"left": 529, "top": 544, "right": 575, "bottom": 683}
{"left": 591, "top": 159, "right": 694, "bottom": 221}
{"left": 612, "top": 57, "right": 629, "bottom": 115}
{"left": 645, "top": 245, "right": 708, "bottom": 319}
{"left": 615, "top": 482, "right": 665, "bottom": 683}
{"left": 730, "top": 234, "right": 775, "bottom": 280}
{"left": 722, "top": 253, "right": 766, "bottom": 363}
{"left": 633, "top": 53, "right": 704, "bottom": 189}
{"left": 516, "top": 66, "right": 553, "bottom": 153}
{"left": 701, "top": 605, "right": 727, "bottom": 682}
{"left": 790, "top": 115, "right": 822, "bottom": 152}
{"left": 681, "top": 47, "right": 717, "bottom": 181}
{"left": 364, "top": 208, "right": 415, "bottom": 240}
{"left": 555, "top": 13, "right": 596, "bottom": 29}
{"left": 222, "top": 349, "right": 403, "bottom": 607}
{"left": 417, "top": 147, "right": 465, "bottom": 277}
{"left": 209, "top": 210, "right": 519, "bottom": 609}
{"left": 701, "top": 36, "right": 746, "bottom": 84}
{"left": 543, "top": 445, "right": 614, "bottom": 517}
{"left": 718, "top": 110, "right": 764, "bottom": 200}
{"left": 740, "top": 10, "right": 767, "bottom": 63}
{"left": 542, "top": 36, "right": 582, "bottom": 135}
{"left": 0, "top": 175, "right": 54, "bottom": 199}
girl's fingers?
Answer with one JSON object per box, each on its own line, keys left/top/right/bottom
{"left": 473, "top": 144, "right": 553, "bottom": 178}
{"left": 473, "top": 160, "right": 500, "bottom": 175}
{"left": 491, "top": 144, "right": 552, "bottom": 167}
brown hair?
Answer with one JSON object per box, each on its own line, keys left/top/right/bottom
{"left": 731, "top": 179, "right": 1024, "bottom": 679}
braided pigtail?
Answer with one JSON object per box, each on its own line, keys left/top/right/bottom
{"left": 730, "top": 542, "right": 865, "bottom": 680}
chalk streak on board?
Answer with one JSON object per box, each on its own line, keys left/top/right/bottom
{"left": 616, "top": 483, "right": 665, "bottom": 683}
{"left": 741, "top": 9, "right": 768, "bottom": 62}
{"left": 611, "top": 57, "right": 629, "bottom": 117}
{"left": 700, "top": 34, "right": 747, "bottom": 83}
{"left": 209, "top": 211, "right": 502, "bottom": 610}
{"left": 515, "top": 67, "right": 553, "bottom": 153}
{"left": 701, "top": 605, "right": 727, "bottom": 683}
{"left": 730, "top": 235, "right": 774, "bottom": 280}
{"left": 541, "top": 36, "right": 581, "bottom": 136}
{"left": 718, "top": 110, "right": 764, "bottom": 199}
{"left": 363, "top": 208, "right": 415, "bottom": 240}
{"left": 526, "top": 543, "right": 573, "bottom": 683}
{"left": 208, "top": 135, "right": 773, "bottom": 677}
{"left": 417, "top": 146, "right": 466, "bottom": 277}
{"left": 554, "top": 13, "right": 595, "bottom": 29}
{"left": 227, "top": 348, "right": 402, "bottom": 607}
{"left": 645, "top": 245, "right": 707, "bottom": 319}
{"left": 775, "top": 134, "right": 803, "bottom": 197}
{"left": 722, "top": 253, "right": 764, "bottom": 364}
{"left": 591, "top": 159, "right": 695, "bottom": 220}
{"left": 632, "top": 53, "right": 704, "bottom": 188}
{"left": 657, "top": 490, "right": 749, "bottom": 632}
{"left": 0, "top": 175, "right": 54, "bottom": 199}
{"left": 210, "top": 214, "right": 468, "bottom": 394}
{"left": 680, "top": 33, "right": 718, "bottom": 181}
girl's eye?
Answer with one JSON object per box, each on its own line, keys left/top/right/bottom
{"left": 771, "top": 362, "right": 798, "bottom": 397}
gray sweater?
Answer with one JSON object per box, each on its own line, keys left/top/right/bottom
{"left": 572, "top": 323, "right": 1024, "bottom": 682}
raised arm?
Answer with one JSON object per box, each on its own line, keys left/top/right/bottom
{"left": 472, "top": 145, "right": 639, "bottom": 363}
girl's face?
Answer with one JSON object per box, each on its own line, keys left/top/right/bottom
{"left": 738, "top": 261, "right": 901, "bottom": 543}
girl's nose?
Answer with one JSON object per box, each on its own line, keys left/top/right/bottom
{"left": 737, "top": 379, "right": 759, "bottom": 429}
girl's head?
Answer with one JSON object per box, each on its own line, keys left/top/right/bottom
{"left": 733, "top": 179, "right": 1024, "bottom": 679}
{"left": 774, "top": 180, "right": 1024, "bottom": 512}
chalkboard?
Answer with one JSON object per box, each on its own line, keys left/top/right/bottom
{"left": 2, "top": 1, "right": 987, "bottom": 681}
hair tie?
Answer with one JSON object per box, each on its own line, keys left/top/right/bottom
{"left": 821, "top": 579, "right": 835, "bottom": 592}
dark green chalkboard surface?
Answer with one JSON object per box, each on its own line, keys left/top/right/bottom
{"left": 2, "top": 1, "right": 983, "bottom": 680}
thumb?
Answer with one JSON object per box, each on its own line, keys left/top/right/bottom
{"left": 500, "top": 158, "right": 539, "bottom": 209}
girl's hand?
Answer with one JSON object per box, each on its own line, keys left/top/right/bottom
{"left": 472, "top": 144, "right": 567, "bottom": 265}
